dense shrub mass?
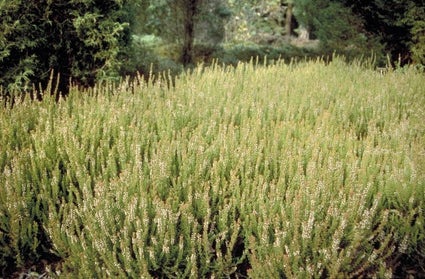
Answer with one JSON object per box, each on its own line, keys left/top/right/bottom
{"left": 1, "top": 59, "right": 424, "bottom": 278}
{"left": 0, "top": 0, "right": 135, "bottom": 96}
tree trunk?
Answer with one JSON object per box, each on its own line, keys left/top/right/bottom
{"left": 284, "top": 1, "right": 293, "bottom": 39}
{"left": 182, "top": 0, "right": 197, "bottom": 66}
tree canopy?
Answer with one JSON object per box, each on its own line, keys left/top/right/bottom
{"left": 337, "top": 0, "right": 425, "bottom": 64}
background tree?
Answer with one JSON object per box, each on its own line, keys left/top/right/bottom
{"left": 225, "top": 0, "right": 287, "bottom": 44}
{"left": 0, "top": 0, "right": 136, "bottom": 97}
{"left": 287, "top": 0, "right": 387, "bottom": 63}
{"left": 180, "top": 0, "right": 198, "bottom": 66}
{"left": 284, "top": 0, "right": 294, "bottom": 39}
{"left": 339, "top": 0, "right": 425, "bottom": 65}
{"left": 406, "top": 0, "right": 425, "bottom": 64}
{"left": 137, "top": 0, "right": 229, "bottom": 66}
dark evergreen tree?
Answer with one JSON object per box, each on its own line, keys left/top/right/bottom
{"left": 0, "top": 0, "right": 137, "bottom": 97}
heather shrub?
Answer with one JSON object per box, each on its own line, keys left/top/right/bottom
{"left": 1, "top": 58, "right": 424, "bottom": 277}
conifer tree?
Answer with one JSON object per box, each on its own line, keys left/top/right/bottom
{"left": 0, "top": 0, "right": 136, "bottom": 96}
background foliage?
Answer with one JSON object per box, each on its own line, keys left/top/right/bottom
{"left": 128, "top": 0, "right": 424, "bottom": 81}
{"left": 0, "top": 0, "right": 136, "bottom": 96}
{"left": 1, "top": 0, "right": 424, "bottom": 95}
{"left": 339, "top": 0, "right": 425, "bottom": 65}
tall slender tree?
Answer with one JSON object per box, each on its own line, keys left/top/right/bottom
{"left": 284, "top": 0, "right": 294, "bottom": 39}
{"left": 181, "top": 0, "right": 199, "bottom": 66}
{"left": 137, "top": 0, "right": 229, "bottom": 66}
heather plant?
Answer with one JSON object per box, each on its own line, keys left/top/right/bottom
{"left": 1, "top": 58, "right": 424, "bottom": 278}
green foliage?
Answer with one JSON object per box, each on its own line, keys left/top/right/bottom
{"left": 136, "top": 0, "right": 230, "bottom": 66}
{"left": 226, "top": 0, "right": 286, "bottom": 44}
{"left": 211, "top": 43, "right": 321, "bottom": 66}
{"left": 293, "top": 0, "right": 384, "bottom": 62}
{"left": 340, "top": 0, "right": 425, "bottom": 65}
{"left": 142, "top": 0, "right": 230, "bottom": 44}
{"left": 405, "top": 1, "right": 425, "bottom": 65}
{"left": 1, "top": 58, "right": 425, "bottom": 277}
{"left": 0, "top": 0, "right": 135, "bottom": 96}
{"left": 122, "top": 34, "right": 183, "bottom": 79}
